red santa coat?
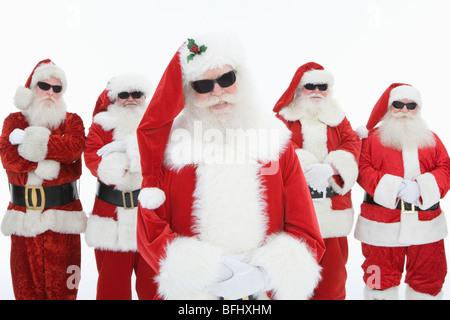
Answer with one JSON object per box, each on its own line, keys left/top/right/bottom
{"left": 137, "top": 114, "right": 325, "bottom": 300}
{"left": 354, "top": 128, "right": 450, "bottom": 246}
{"left": 84, "top": 105, "right": 144, "bottom": 251}
{"left": 0, "top": 112, "right": 86, "bottom": 236}
{"left": 276, "top": 104, "right": 361, "bottom": 238}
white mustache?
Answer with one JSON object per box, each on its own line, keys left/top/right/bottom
{"left": 38, "top": 95, "right": 56, "bottom": 103}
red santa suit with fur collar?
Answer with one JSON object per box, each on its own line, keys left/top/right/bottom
{"left": 354, "top": 83, "right": 450, "bottom": 299}
{"left": 136, "top": 36, "right": 325, "bottom": 300}
{"left": 84, "top": 74, "right": 156, "bottom": 300}
{"left": 0, "top": 60, "right": 86, "bottom": 300}
{"left": 273, "top": 63, "right": 361, "bottom": 300}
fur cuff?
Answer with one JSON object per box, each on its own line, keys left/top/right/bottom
{"left": 18, "top": 126, "right": 51, "bottom": 162}
{"left": 373, "top": 174, "right": 404, "bottom": 209}
{"left": 250, "top": 233, "right": 322, "bottom": 300}
{"left": 138, "top": 187, "right": 166, "bottom": 210}
{"left": 324, "top": 150, "right": 358, "bottom": 195}
{"left": 156, "top": 236, "right": 223, "bottom": 299}
{"left": 415, "top": 173, "right": 441, "bottom": 210}
{"left": 34, "top": 160, "right": 60, "bottom": 181}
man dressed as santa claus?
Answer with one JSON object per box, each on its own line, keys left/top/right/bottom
{"left": 84, "top": 74, "right": 156, "bottom": 299}
{"left": 273, "top": 62, "right": 361, "bottom": 300}
{"left": 0, "top": 59, "right": 87, "bottom": 300}
{"left": 136, "top": 35, "right": 325, "bottom": 300}
{"left": 354, "top": 83, "right": 450, "bottom": 299}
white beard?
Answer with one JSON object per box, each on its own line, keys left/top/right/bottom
{"left": 106, "top": 102, "right": 147, "bottom": 138}
{"left": 295, "top": 93, "right": 331, "bottom": 121}
{"left": 378, "top": 111, "right": 435, "bottom": 150}
{"left": 23, "top": 95, "right": 67, "bottom": 129}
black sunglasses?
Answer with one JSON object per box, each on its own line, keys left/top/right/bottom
{"left": 192, "top": 70, "right": 237, "bottom": 94}
{"left": 118, "top": 91, "right": 144, "bottom": 100}
{"left": 304, "top": 83, "right": 328, "bottom": 91}
{"left": 37, "top": 81, "right": 63, "bottom": 93}
{"left": 392, "top": 101, "right": 417, "bottom": 110}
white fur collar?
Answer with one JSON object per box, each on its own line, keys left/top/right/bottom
{"left": 163, "top": 112, "right": 292, "bottom": 170}
{"left": 279, "top": 98, "right": 345, "bottom": 127}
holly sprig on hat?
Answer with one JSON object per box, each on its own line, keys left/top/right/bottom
{"left": 187, "top": 38, "right": 207, "bottom": 63}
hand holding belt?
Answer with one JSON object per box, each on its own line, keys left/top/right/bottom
{"left": 10, "top": 181, "right": 79, "bottom": 210}
{"left": 363, "top": 192, "right": 439, "bottom": 212}
{"left": 96, "top": 181, "right": 140, "bottom": 209}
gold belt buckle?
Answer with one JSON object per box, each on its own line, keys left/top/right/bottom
{"left": 401, "top": 200, "right": 416, "bottom": 214}
{"left": 122, "top": 191, "right": 134, "bottom": 210}
{"left": 25, "top": 186, "right": 45, "bottom": 211}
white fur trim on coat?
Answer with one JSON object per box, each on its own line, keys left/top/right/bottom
{"left": 85, "top": 207, "right": 138, "bottom": 252}
{"left": 138, "top": 187, "right": 166, "bottom": 210}
{"left": 354, "top": 211, "right": 447, "bottom": 247}
{"left": 156, "top": 236, "right": 224, "bottom": 300}
{"left": 314, "top": 199, "right": 354, "bottom": 238}
{"left": 18, "top": 126, "right": 51, "bottom": 162}
{"left": 1, "top": 209, "right": 87, "bottom": 237}
{"left": 250, "top": 233, "right": 322, "bottom": 300}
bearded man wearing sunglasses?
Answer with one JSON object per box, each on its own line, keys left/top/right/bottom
{"left": 135, "top": 35, "right": 325, "bottom": 300}
{"left": 83, "top": 73, "right": 157, "bottom": 299}
{"left": 354, "top": 84, "right": 450, "bottom": 299}
{"left": 0, "top": 59, "right": 87, "bottom": 300}
{"left": 273, "top": 62, "right": 361, "bottom": 300}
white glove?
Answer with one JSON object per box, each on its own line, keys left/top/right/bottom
{"left": 9, "top": 128, "right": 25, "bottom": 145}
{"left": 207, "top": 255, "right": 268, "bottom": 300}
{"left": 97, "top": 141, "right": 127, "bottom": 157}
{"left": 398, "top": 179, "right": 421, "bottom": 205}
{"left": 304, "top": 163, "right": 334, "bottom": 192}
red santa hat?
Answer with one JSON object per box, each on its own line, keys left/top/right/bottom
{"left": 136, "top": 34, "right": 244, "bottom": 210}
{"left": 356, "top": 83, "right": 423, "bottom": 139}
{"left": 92, "top": 73, "right": 152, "bottom": 117}
{"left": 14, "top": 59, "right": 67, "bottom": 110}
{"left": 273, "top": 62, "right": 334, "bottom": 113}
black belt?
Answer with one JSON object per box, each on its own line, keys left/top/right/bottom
{"left": 309, "top": 186, "right": 337, "bottom": 199}
{"left": 96, "top": 181, "right": 140, "bottom": 209}
{"left": 10, "top": 181, "right": 79, "bottom": 210}
{"left": 363, "top": 193, "right": 439, "bottom": 212}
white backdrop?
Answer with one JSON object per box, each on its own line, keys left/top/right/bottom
{"left": 0, "top": 0, "right": 449, "bottom": 300}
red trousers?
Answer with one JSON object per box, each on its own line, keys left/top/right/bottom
{"left": 10, "top": 231, "right": 81, "bottom": 300}
{"left": 94, "top": 249, "right": 157, "bottom": 300}
{"left": 312, "top": 237, "right": 348, "bottom": 300}
{"left": 362, "top": 240, "right": 447, "bottom": 296}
